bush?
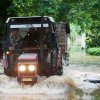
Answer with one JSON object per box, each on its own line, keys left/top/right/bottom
{"left": 85, "top": 37, "right": 93, "bottom": 48}
{"left": 86, "top": 33, "right": 100, "bottom": 48}
{"left": 86, "top": 47, "right": 100, "bottom": 56}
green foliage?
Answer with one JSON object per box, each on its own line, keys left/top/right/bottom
{"left": 68, "top": 0, "right": 100, "bottom": 34}
{"left": 35, "top": 0, "right": 60, "bottom": 19}
{"left": 86, "top": 33, "right": 100, "bottom": 48}
{"left": 86, "top": 37, "right": 93, "bottom": 48}
{"left": 8, "top": 0, "right": 34, "bottom": 16}
{"left": 86, "top": 47, "right": 100, "bottom": 56}
{"left": 9, "top": 0, "right": 61, "bottom": 18}
{"left": 0, "top": 0, "right": 13, "bottom": 43}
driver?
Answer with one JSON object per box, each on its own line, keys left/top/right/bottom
{"left": 10, "top": 28, "right": 22, "bottom": 47}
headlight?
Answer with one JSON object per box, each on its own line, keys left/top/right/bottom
{"left": 19, "top": 65, "right": 26, "bottom": 72}
{"left": 28, "top": 65, "right": 35, "bottom": 72}
{"left": 6, "top": 51, "right": 10, "bottom": 55}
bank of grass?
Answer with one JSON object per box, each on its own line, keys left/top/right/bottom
{"left": 86, "top": 47, "right": 100, "bottom": 56}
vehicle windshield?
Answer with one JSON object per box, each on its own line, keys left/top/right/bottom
{"left": 9, "top": 27, "right": 50, "bottom": 49}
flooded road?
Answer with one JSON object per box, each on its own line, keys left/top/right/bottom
{"left": 68, "top": 46, "right": 100, "bottom": 99}
{"left": 0, "top": 46, "right": 100, "bottom": 100}
{"left": 69, "top": 46, "right": 100, "bottom": 64}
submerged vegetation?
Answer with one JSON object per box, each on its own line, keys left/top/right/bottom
{"left": 74, "top": 88, "right": 84, "bottom": 97}
{"left": 91, "top": 88, "right": 100, "bottom": 100}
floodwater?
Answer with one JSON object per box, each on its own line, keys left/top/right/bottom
{"left": 69, "top": 46, "right": 100, "bottom": 64}
{"left": 68, "top": 46, "right": 100, "bottom": 100}
{"left": 0, "top": 46, "right": 100, "bottom": 100}
{"left": 0, "top": 93, "right": 67, "bottom": 100}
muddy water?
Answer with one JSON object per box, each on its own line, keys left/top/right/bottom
{"left": 68, "top": 46, "right": 100, "bottom": 99}
{"left": 0, "top": 93, "right": 67, "bottom": 100}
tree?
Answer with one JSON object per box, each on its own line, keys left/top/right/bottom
{"left": 68, "top": 0, "right": 100, "bottom": 35}
{"left": 0, "top": 0, "right": 14, "bottom": 50}
{"left": 0, "top": 0, "right": 11, "bottom": 33}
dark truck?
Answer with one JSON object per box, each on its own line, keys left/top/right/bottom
{"left": 2, "top": 16, "right": 70, "bottom": 83}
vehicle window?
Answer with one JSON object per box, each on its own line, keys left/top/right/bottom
{"left": 9, "top": 27, "right": 50, "bottom": 48}
{"left": 22, "top": 28, "right": 40, "bottom": 47}
{"left": 9, "top": 28, "right": 22, "bottom": 47}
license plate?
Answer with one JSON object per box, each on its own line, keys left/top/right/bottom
{"left": 22, "top": 78, "right": 33, "bottom": 81}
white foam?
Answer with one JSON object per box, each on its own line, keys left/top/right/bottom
{"left": 63, "top": 64, "right": 100, "bottom": 93}
{"left": 0, "top": 62, "right": 100, "bottom": 94}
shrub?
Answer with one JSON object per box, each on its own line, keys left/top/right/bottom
{"left": 86, "top": 33, "right": 100, "bottom": 48}
{"left": 86, "top": 47, "right": 100, "bottom": 56}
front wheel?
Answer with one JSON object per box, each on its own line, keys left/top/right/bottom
{"left": 4, "top": 68, "right": 17, "bottom": 77}
{"left": 57, "top": 66, "right": 63, "bottom": 75}
{"left": 57, "top": 53, "right": 63, "bottom": 75}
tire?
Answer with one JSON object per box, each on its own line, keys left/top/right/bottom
{"left": 4, "top": 67, "right": 17, "bottom": 77}
{"left": 4, "top": 68, "right": 12, "bottom": 76}
{"left": 57, "top": 66, "right": 63, "bottom": 75}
